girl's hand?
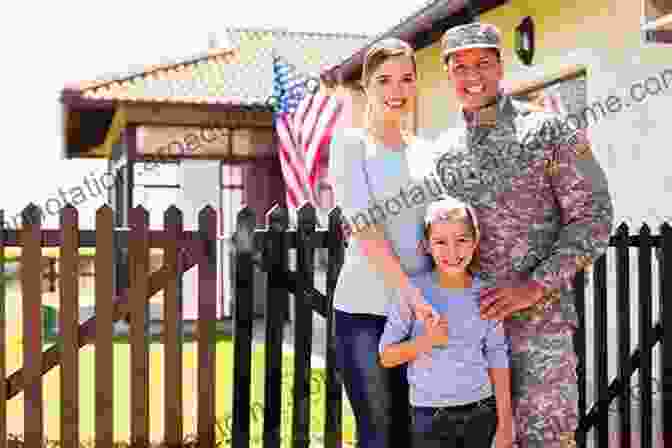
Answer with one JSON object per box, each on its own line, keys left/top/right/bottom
{"left": 400, "top": 286, "right": 440, "bottom": 325}
{"left": 415, "top": 299, "right": 440, "bottom": 325}
{"left": 424, "top": 316, "right": 449, "bottom": 347}
{"left": 495, "top": 422, "right": 514, "bottom": 448}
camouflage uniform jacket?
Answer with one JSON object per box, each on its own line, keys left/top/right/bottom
{"left": 429, "top": 93, "right": 614, "bottom": 324}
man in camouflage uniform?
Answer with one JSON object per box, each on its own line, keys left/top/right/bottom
{"left": 430, "top": 23, "right": 614, "bottom": 447}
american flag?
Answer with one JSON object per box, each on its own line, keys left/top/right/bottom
{"left": 271, "top": 52, "right": 342, "bottom": 213}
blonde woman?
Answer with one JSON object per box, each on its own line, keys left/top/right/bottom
{"left": 329, "top": 38, "right": 440, "bottom": 448}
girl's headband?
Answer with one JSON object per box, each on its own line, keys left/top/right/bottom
{"left": 424, "top": 197, "right": 480, "bottom": 242}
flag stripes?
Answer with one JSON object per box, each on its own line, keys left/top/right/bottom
{"left": 272, "top": 52, "right": 341, "bottom": 211}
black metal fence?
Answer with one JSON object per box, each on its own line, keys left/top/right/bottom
{"left": 232, "top": 203, "right": 670, "bottom": 448}
{"left": 575, "top": 222, "right": 670, "bottom": 448}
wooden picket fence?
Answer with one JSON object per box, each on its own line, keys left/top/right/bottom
{"left": 0, "top": 201, "right": 670, "bottom": 448}
{"left": 0, "top": 203, "right": 219, "bottom": 448}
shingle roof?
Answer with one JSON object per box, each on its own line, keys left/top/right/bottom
{"left": 67, "top": 28, "right": 371, "bottom": 108}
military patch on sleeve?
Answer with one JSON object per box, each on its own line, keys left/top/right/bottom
{"left": 575, "top": 254, "right": 593, "bottom": 272}
{"left": 560, "top": 432, "right": 577, "bottom": 448}
{"left": 544, "top": 158, "right": 560, "bottom": 177}
{"left": 574, "top": 142, "right": 592, "bottom": 159}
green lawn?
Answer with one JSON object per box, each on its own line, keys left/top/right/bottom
{"left": 5, "top": 337, "right": 356, "bottom": 446}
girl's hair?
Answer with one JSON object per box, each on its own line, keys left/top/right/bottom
{"left": 360, "top": 38, "right": 418, "bottom": 143}
{"left": 423, "top": 205, "right": 481, "bottom": 274}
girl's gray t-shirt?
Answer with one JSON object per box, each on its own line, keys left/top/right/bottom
{"left": 328, "top": 128, "right": 438, "bottom": 315}
{"left": 379, "top": 271, "right": 511, "bottom": 407}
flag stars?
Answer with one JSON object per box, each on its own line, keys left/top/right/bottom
{"left": 574, "top": 142, "right": 592, "bottom": 159}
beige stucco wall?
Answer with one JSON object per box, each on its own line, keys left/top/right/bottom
{"left": 331, "top": 0, "right": 672, "bottom": 225}
{"left": 413, "top": 0, "right": 672, "bottom": 227}
{"left": 415, "top": 0, "right": 671, "bottom": 410}
{"left": 330, "top": 1, "right": 670, "bottom": 400}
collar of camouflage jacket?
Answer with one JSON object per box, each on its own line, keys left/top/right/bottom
{"left": 459, "top": 91, "right": 515, "bottom": 129}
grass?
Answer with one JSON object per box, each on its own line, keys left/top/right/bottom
{"left": 2, "top": 247, "right": 97, "bottom": 263}
{"left": 4, "top": 335, "right": 356, "bottom": 447}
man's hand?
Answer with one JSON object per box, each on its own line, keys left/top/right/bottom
{"left": 479, "top": 279, "right": 546, "bottom": 321}
{"left": 495, "top": 421, "right": 514, "bottom": 448}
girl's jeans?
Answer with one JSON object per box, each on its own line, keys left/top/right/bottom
{"left": 412, "top": 395, "right": 498, "bottom": 448}
{"left": 334, "top": 309, "right": 411, "bottom": 448}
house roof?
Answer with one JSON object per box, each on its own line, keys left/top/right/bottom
{"left": 60, "top": 27, "right": 372, "bottom": 158}
{"left": 321, "top": 0, "right": 507, "bottom": 84}
{"left": 62, "top": 28, "right": 371, "bottom": 108}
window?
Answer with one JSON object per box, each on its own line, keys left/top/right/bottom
{"left": 509, "top": 65, "right": 587, "bottom": 129}
{"left": 642, "top": 0, "right": 672, "bottom": 45}
{"left": 220, "top": 162, "right": 244, "bottom": 318}
{"left": 220, "top": 163, "right": 244, "bottom": 238}
{"left": 133, "top": 162, "right": 180, "bottom": 229}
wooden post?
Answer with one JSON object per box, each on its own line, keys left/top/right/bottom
{"left": 21, "top": 204, "right": 43, "bottom": 447}
{"left": 197, "top": 206, "right": 218, "bottom": 447}
{"left": 164, "top": 206, "right": 184, "bottom": 446}
{"left": 324, "top": 207, "right": 344, "bottom": 448}
{"left": 60, "top": 205, "right": 80, "bottom": 448}
{"left": 292, "top": 204, "right": 317, "bottom": 448}
{"left": 129, "top": 206, "right": 150, "bottom": 446}
{"left": 0, "top": 210, "right": 6, "bottom": 448}
{"left": 593, "top": 252, "right": 609, "bottom": 448}
{"left": 660, "top": 222, "right": 671, "bottom": 448}
{"left": 263, "top": 205, "right": 289, "bottom": 448}
{"left": 95, "top": 205, "right": 114, "bottom": 448}
{"left": 615, "top": 222, "right": 631, "bottom": 445}
{"left": 232, "top": 206, "right": 257, "bottom": 448}
{"left": 638, "top": 224, "right": 653, "bottom": 448}
{"left": 659, "top": 222, "right": 672, "bottom": 446}
{"left": 574, "top": 267, "right": 587, "bottom": 448}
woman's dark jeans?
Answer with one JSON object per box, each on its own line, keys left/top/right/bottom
{"left": 412, "top": 395, "right": 498, "bottom": 448}
{"left": 334, "top": 309, "right": 411, "bottom": 448}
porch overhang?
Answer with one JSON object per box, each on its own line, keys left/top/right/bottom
{"left": 60, "top": 88, "right": 274, "bottom": 160}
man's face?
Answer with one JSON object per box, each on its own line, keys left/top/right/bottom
{"left": 444, "top": 48, "right": 503, "bottom": 111}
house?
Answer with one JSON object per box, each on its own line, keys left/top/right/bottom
{"left": 322, "top": 0, "right": 669, "bottom": 437}
{"left": 59, "top": 28, "right": 371, "bottom": 319}
{"left": 323, "top": 0, "right": 672, "bottom": 226}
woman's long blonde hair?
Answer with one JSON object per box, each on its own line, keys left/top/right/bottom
{"left": 360, "top": 38, "right": 418, "bottom": 145}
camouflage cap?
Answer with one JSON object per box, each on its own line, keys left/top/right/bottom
{"left": 441, "top": 22, "right": 501, "bottom": 58}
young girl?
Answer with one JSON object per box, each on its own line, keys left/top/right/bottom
{"left": 379, "top": 197, "right": 514, "bottom": 448}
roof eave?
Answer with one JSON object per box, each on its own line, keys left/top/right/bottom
{"left": 59, "top": 88, "right": 272, "bottom": 112}
{"left": 59, "top": 88, "right": 274, "bottom": 158}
